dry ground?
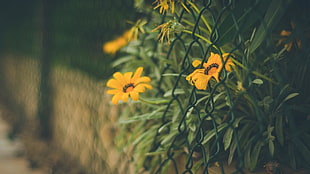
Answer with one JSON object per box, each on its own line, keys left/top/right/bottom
{"left": 0, "top": 116, "right": 47, "bottom": 174}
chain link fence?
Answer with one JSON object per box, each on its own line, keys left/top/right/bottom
{"left": 116, "top": 0, "right": 310, "bottom": 174}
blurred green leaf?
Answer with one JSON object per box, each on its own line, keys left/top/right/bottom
{"left": 283, "top": 93, "right": 299, "bottom": 103}
{"left": 228, "top": 138, "right": 237, "bottom": 165}
{"left": 269, "top": 139, "right": 274, "bottom": 157}
{"left": 252, "top": 79, "right": 263, "bottom": 85}
{"left": 249, "top": 0, "right": 291, "bottom": 53}
{"left": 119, "top": 106, "right": 165, "bottom": 124}
{"left": 275, "top": 115, "right": 284, "bottom": 145}
{"left": 249, "top": 140, "right": 264, "bottom": 171}
{"left": 223, "top": 127, "right": 234, "bottom": 150}
{"left": 202, "top": 123, "right": 228, "bottom": 144}
{"left": 293, "top": 138, "right": 310, "bottom": 166}
{"left": 112, "top": 55, "right": 136, "bottom": 67}
{"left": 163, "top": 89, "right": 186, "bottom": 97}
{"left": 217, "top": 0, "right": 270, "bottom": 46}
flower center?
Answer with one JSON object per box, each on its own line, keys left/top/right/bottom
{"left": 123, "top": 83, "right": 135, "bottom": 93}
{"left": 204, "top": 63, "right": 219, "bottom": 75}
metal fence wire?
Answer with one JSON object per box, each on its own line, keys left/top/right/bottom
{"left": 151, "top": 1, "right": 246, "bottom": 173}
{"left": 126, "top": 0, "right": 310, "bottom": 174}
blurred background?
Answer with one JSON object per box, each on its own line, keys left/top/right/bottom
{"left": 0, "top": 0, "right": 137, "bottom": 173}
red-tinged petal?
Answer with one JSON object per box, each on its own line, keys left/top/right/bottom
{"left": 106, "top": 79, "right": 123, "bottom": 89}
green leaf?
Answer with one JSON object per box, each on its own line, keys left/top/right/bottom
{"left": 217, "top": 0, "right": 270, "bottom": 46}
{"left": 276, "top": 92, "right": 299, "bottom": 111}
{"left": 288, "top": 143, "right": 297, "bottom": 169}
{"left": 249, "top": 141, "right": 264, "bottom": 171}
{"left": 202, "top": 123, "right": 228, "bottom": 144}
{"left": 163, "top": 88, "right": 186, "bottom": 97}
{"left": 293, "top": 138, "right": 310, "bottom": 165}
{"left": 228, "top": 139, "right": 237, "bottom": 165}
{"left": 283, "top": 93, "right": 299, "bottom": 103}
{"left": 252, "top": 79, "right": 263, "bottom": 85}
{"left": 161, "top": 131, "right": 178, "bottom": 146}
{"left": 223, "top": 127, "right": 234, "bottom": 150}
{"left": 119, "top": 106, "right": 165, "bottom": 124}
{"left": 233, "top": 117, "right": 245, "bottom": 128}
{"left": 269, "top": 139, "right": 275, "bottom": 157}
{"left": 275, "top": 115, "right": 284, "bottom": 145}
{"left": 140, "top": 97, "right": 170, "bottom": 104}
{"left": 111, "top": 55, "right": 135, "bottom": 67}
{"left": 249, "top": 0, "right": 291, "bottom": 53}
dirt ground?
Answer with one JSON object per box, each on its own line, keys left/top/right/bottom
{"left": 0, "top": 116, "right": 47, "bottom": 174}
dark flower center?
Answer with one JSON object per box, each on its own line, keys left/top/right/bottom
{"left": 204, "top": 63, "right": 219, "bottom": 75}
{"left": 123, "top": 83, "right": 135, "bottom": 93}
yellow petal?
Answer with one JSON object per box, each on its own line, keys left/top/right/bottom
{"left": 124, "top": 72, "right": 133, "bottom": 84}
{"left": 106, "top": 89, "right": 122, "bottom": 94}
{"left": 131, "top": 67, "right": 143, "bottom": 83}
{"left": 111, "top": 93, "right": 123, "bottom": 105}
{"left": 113, "top": 72, "right": 127, "bottom": 86}
{"left": 134, "top": 84, "right": 152, "bottom": 93}
{"left": 207, "top": 52, "right": 221, "bottom": 65}
{"left": 192, "top": 60, "right": 202, "bottom": 67}
{"left": 121, "top": 93, "right": 129, "bottom": 102}
{"left": 130, "top": 91, "right": 139, "bottom": 101}
{"left": 135, "top": 76, "right": 151, "bottom": 84}
{"left": 106, "top": 79, "right": 123, "bottom": 89}
{"left": 195, "top": 75, "right": 212, "bottom": 90}
{"left": 211, "top": 72, "right": 220, "bottom": 82}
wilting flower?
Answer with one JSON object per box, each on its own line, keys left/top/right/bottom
{"left": 106, "top": 67, "right": 152, "bottom": 104}
{"left": 151, "top": 19, "right": 184, "bottom": 44}
{"left": 153, "top": 0, "right": 175, "bottom": 14}
{"left": 127, "top": 19, "right": 147, "bottom": 41}
{"left": 186, "top": 53, "right": 235, "bottom": 90}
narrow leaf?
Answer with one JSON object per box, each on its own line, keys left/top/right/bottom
{"left": 275, "top": 115, "right": 284, "bottom": 145}
{"left": 223, "top": 127, "right": 234, "bottom": 150}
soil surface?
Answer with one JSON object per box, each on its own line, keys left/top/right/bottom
{"left": 0, "top": 116, "right": 46, "bottom": 174}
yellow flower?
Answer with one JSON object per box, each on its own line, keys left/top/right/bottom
{"left": 106, "top": 67, "right": 152, "bottom": 104}
{"left": 186, "top": 53, "right": 235, "bottom": 90}
{"left": 153, "top": 0, "right": 175, "bottom": 14}
{"left": 103, "top": 19, "right": 147, "bottom": 54}
{"left": 103, "top": 30, "right": 130, "bottom": 54}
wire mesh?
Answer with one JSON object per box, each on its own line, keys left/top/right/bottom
{"left": 137, "top": 0, "right": 297, "bottom": 173}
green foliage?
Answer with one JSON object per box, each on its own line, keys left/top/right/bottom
{"left": 109, "top": 0, "right": 310, "bottom": 173}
